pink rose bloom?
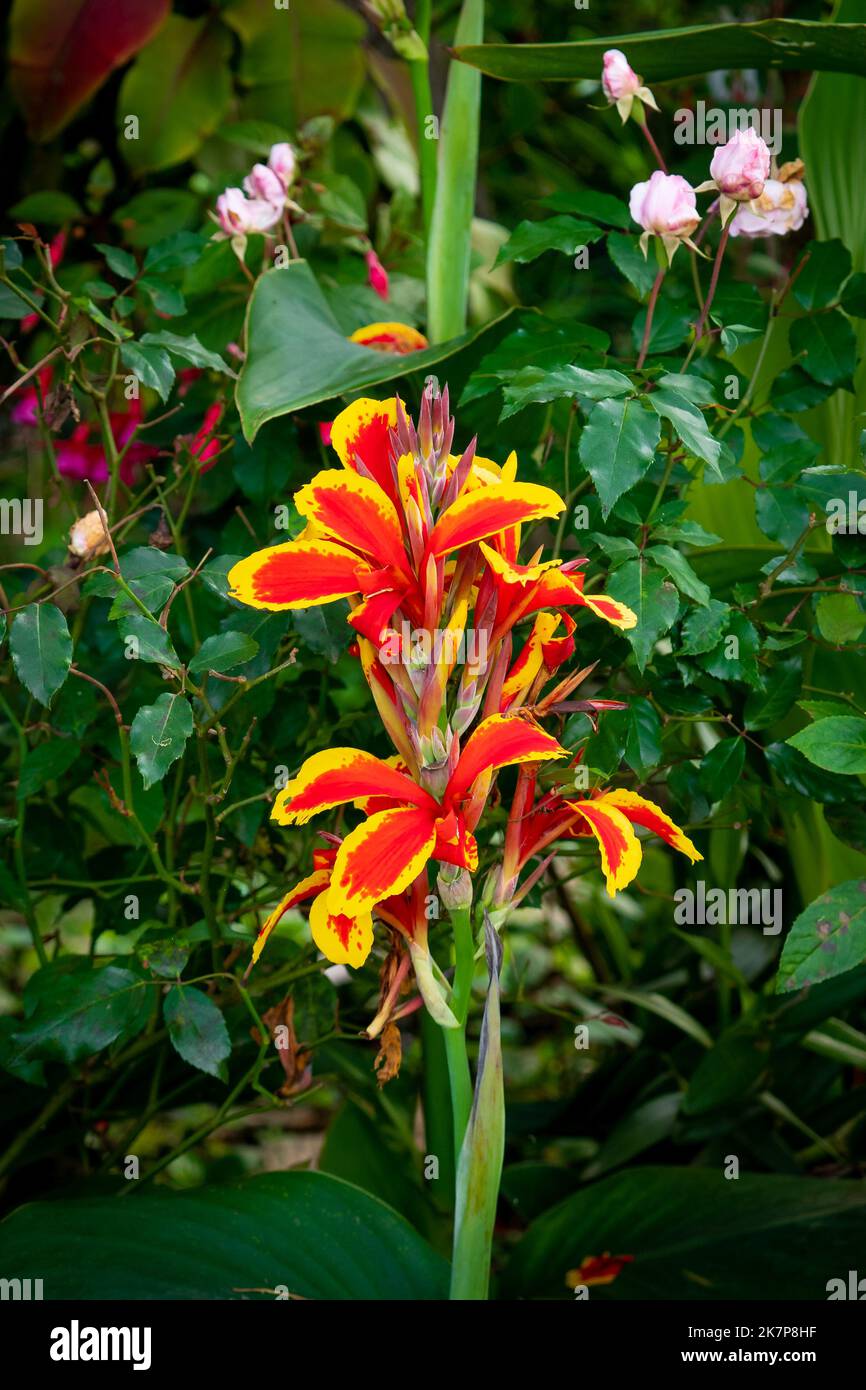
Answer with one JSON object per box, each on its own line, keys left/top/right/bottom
{"left": 602, "top": 49, "right": 640, "bottom": 102}
{"left": 709, "top": 129, "right": 770, "bottom": 201}
{"left": 730, "top": 178, "right": 809, "bottom": 238}
{"left": 243, "top": 163, "right": 285, "bottom": 207}
{"left": 215, "top": 187, "right": 281, "bottom": 237}
{"left": 365, "top": 248, "right": 389, "bottom": 301}
{"left": 268, "top": 142, "right": 297, "bottom": 191}
{"left": 630, "top": 171, "right": 699, "bottom": 239}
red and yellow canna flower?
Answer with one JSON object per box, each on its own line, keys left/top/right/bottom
{"left": 513, "top": 784, "right": 701, "bottom": 897}
{"left": 566, "top": 1253, "right": 635, "bottom": 1289}
{"left": 349, "top": 322, "right": 429, "bottom": 354}
{"left": 266, "top": 713, "right": 567, "bottom": 966}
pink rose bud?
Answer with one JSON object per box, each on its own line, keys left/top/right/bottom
{"left": 215, "top": 187, "right": 282, "bottom": 236}
{"left": 709, "top": 129, "right": 770, "bottom": 201}
{"left": 365, "top": 248, "right": 389, "bottom": 301}
{"left": 268, "top": 142, "right": 297, "bottom": 191}
{"left": 243, "top": 163, "right": 285, "bottom": 207}
{"left": 730, "top": 177, "right": 809, "bottom": 239}
{"left": 630, "top": 170, "right": 699, "bottom": 239}
{"left": 602, "top": 49, "right": 641, "bottom": 103}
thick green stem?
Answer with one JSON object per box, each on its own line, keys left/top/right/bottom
{"left": 425, "top": 0, "right": 484, "bottom": 342}
{"left": 410, "top": 0, "right": 436, "bottom": 239}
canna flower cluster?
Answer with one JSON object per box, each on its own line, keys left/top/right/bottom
{"left": 228, "top": 384, "right": 700, "bottom": 1023}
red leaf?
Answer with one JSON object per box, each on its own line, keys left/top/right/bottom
{"left": 9, "top": 0, "right": 170, "bottom": 140}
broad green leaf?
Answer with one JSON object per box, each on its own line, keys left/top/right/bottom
{"left": 792, "top": 239, "right": 853, "bottom": 310}
{"left": 607, "top": 232, "right": 657, "bottom": 298}
{"left": 539, "top": 189, "right": 630, "bottom": 228}
{"left": 17, "top": 741, "right": 79, "bottom": 799}
{"left": 649, "top": 386, "right": 721, "bottom": 468}
{"left": 765, "top": 741, "right": 857, "bottom": 805}
{"left": 454, "top": 20, "right": 866, "bottom": 82}
{"left": 227, "top": 0, "right": 365, "bottom": 128}
{"left": 679, "top": 598, "right": 731, "bottom": 654}
{"left": 786, "top": 715, "right": 866, "bottom": 774}
{"left": 94, "top": 242, "right": 138, "bottom": 279}
{"left": 164, "top": 985, "right": 230, "bottom": 1080}
{"left": 119, "top": 613, "right": 181, "bottom": 668}
{"left": 842, "top": 271, "right": 866, "bottom": 316}
{"left": 494, "top": 216, "right": 604, "bottom": 267}
{"left": 9, "top": 190, "right": 83, "bottom": 223}
{"left": 0, "top": 1171, "right": 448, "bottom": 1299}
{"left": 623, "top": 697, "right": 662, "bottom": 777}
{"left": 188, "top": 631, "right": 259, "bottom": 674}
{"left": 451, "top": 919, "right": 504, "bottom": 1301}
{"left": 8, "top": 0, "right": 169, "bottom": 140}
{"left": 120, "top": 341, "right": 175, "bottom": 403}
{"left": 117, "top": 14, "right": 232, "bottom": 174}
{"left": 129, "top": 693, "right": 194, "bottom": 788}
{"left": 499, "top": 1167, "right": 866, "bottom": 1300}
{"left": 743, "top": 660, "right": 801, "bottom": 731}
{"left": 501, "top": 364, "right": 632, "bottom": 420}
{"left": 816, "top": 592, "right": 865, "bottom": 643}
{"left": 10, "top": 604, "right": 72, "bottom": 706}
{"left": 789, "top": 310, "right": 857, "bottom": 386}
{"left": 139, "top": 277, "right": 186, "bottom": 316}
{"left": 237, "top": 260, "right": 513, "bottom": 439}
{"left": 646, "top": 545, "right": 710, "bottom": 605}
{"left": 578, "top": 397, "right": 660, "bottom": 516}
{"left": 140, "top": 331, "right": 231, "bottom": 374}
{"left": 651, "top": 519, "right": 722, "bottom": 547}
{"left": 9, "top": 963, "right": 150, "bottom": 1067}
{"left": 778, "top": 878, "right": 866, "bottom": 992}
{"left": 606, "top": 561, "right": 679, "bottom": 670}
{"left": 700, "top": 736, "right": 746, "bottom": 802}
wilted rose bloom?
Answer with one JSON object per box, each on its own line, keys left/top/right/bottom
{"left": 243, "top": 162, "right": 285, "bottom": 207}
{"left": 602, "top": 49, "right": 640, "bottom": 102}
{"left": 68, "top": 510, "right": 112, "bottom": 562}
{"left": 730, "top": 177, "right": 809, "bottom": 238}
{"left": 630, "top": 171, "right": 699, "bottom": 240}
{"left": 709, "top": 129, "right": 770, "bottom": 200}
{"left": 267, "top": 142, "right": 296, "bottom": 191}
{"left": 215, "top": 187, "right": 282, "bottom": 237}
{"left": 365, "top": 248, "right": 389, "bottom": 301}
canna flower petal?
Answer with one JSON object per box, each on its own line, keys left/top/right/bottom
{"left": 523, "top": 566, "right": 638, "bottom": 632}
{"left": 501, "top": 613, "right": 560, "bottom": 707}
{"left": 480, "top": 540, "right": 560, "bottom": 587}
{"left": 309, "top": 889, "right": 374, "bottom": 968}
{"left": 446, "top": 712, "right": 568, "bottom": 804}
{"left": 349, "top": 322, "right": 428, "bottom": 354}
{"left": 330, "top": 396, "right": 400, "bottom": 502}
{"left": 294, "top": 468, "right": 410, "bottom": 579}
{"left": 274, "top": 747, "right": 438, "bottom": 825}
{"left": 427, "top": 482, "right": 564, "bottom": 559}
{"left": 228, "top": 539, "right": 370, "bottom": 610}
{"left": 600, "top": 789, "right": 702, "bottom": 862}
{"left": 252, "top": 869, "right": 331, "bottom": 964}
{"left": 329, "top": 806, "right": 438, "bottom": 917}
{"left": 566, "top": 798, "right": 642, "bottom": 896}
